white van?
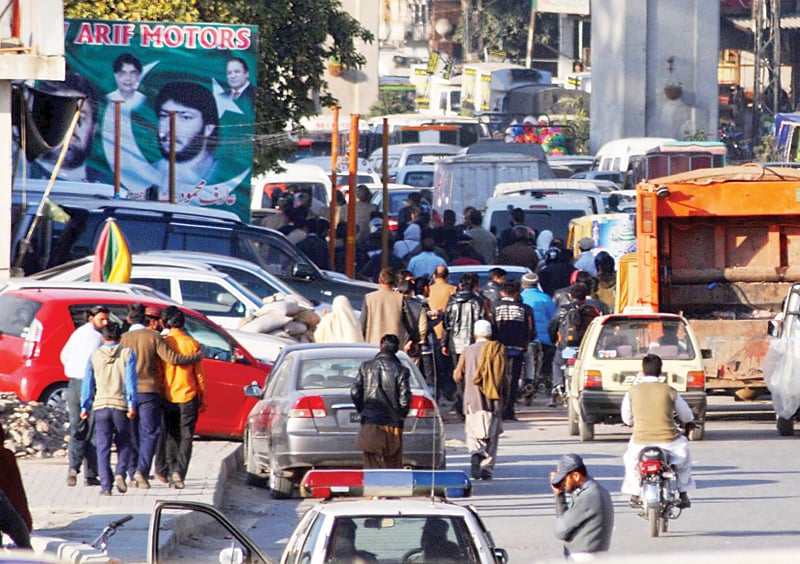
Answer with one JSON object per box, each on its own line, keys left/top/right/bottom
{"left": 483, "top": 180, "right": 605, "bottom": 242}
{"left": 593, "top": 137, "right": 676, "bottom": 173}
{"left": 367, "top": 143, "right": 462, "bottom": 178}
{"left": 250, "top": 162, "right": 331, "bottom": 215}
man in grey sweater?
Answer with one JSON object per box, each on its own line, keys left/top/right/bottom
{"left": 550, "top": 453, "right": 614, "bottom": 561}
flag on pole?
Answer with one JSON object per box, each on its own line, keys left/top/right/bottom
{"left": 90, "top": 218, "right": 132, "bottom": 283}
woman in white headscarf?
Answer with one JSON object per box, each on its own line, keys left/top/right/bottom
{"left": 313, "top": 295, "right": 364, "bottom": 344}
{"left": 536, "top": 229, "right": 554, "bottom": 261}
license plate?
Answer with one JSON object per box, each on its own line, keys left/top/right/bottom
{"left": 349, "top": 412, "right": 360, "bottom": 423}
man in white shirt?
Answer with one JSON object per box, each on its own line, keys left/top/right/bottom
{"left": 60, "top": 305, "right": 109, "bottom": 487}
{"left": 621, "top": 354, "right": 695, "bottom": 509}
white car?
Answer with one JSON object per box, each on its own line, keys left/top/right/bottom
{"left": 282, "top": 469, "right": 507, "bottom": 564}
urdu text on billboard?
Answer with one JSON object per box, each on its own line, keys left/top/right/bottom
{"left": 31, "top": 19, "right": 258, "bottom": 220}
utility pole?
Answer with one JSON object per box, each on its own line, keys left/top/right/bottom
{"left": 751, "top": 0, "right": 781, "bottom": 147}
{"left": 525, "top": 0, "right": 537, "bottom": 69}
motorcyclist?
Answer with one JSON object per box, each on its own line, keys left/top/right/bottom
{"left": 621, "top": 354, "right": 695, "bottom": 509}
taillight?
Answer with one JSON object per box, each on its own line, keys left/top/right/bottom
{"left": 408, "top": 395, "right": 436, "bottom": 418}
{"left": 288, "top": 396, "right": 327, "bottom": 418}
{"left": 22, "top": 319, "right": 43, "bottom": 362}
{"left": 388, "top": 218, "right": 398, "bottom": 231}
{"left": 686, "top": 370, "right": 705, "bottom": 390}
{"left": 583, "top": 370, "right": 603, "bottom": 389}
{"left": 639, "top": 460, "right": 663, "bottom": 476}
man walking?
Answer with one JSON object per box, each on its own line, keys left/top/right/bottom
{"left": 493, "top": 280, "right": 534, "bottom": 421}
{"left": 159, "top": 309, "right": 206, "bottom": 489}
{"left": 454, "top": 320, "right": 506, "bottom": 480}
{"left": 350, "top": 334, "right": 412, "bottom": 468}
{"left": 80, "top": 322, "right": 138, "bottom": 496}
{"left": 60, "top": 305, "right": 108, "bottom": 487}
{"left": 551, "top": 453, "right": 614, "bottom": 561}
{"left": 120, "top": 304, "right": 201, "bottom": 489}
{"left": 361, "top": 268, "right": 408, "bottom": 346}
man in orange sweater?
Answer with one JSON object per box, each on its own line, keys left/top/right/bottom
{"left": 156, "top": 308, "right": 206, "bottom": 490}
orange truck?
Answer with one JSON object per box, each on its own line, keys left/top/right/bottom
{"left": 636, "top": 164, "right": 800, "bottom": 399}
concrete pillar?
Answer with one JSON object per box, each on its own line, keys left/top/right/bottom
{"left": 0, "top": 81, "right": 10, "bottom": 283}
{"left": 557, "top": 15, "right": 577, "bottom": 80}
{"left": 590, "top": 0, "right": 719, "bottom": 153}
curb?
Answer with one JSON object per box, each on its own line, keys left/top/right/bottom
{"left": 153, "top": 445, "right": 242, "bottom": 559}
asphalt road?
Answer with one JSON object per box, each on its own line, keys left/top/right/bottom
{"left": 207, "top": 395, "right": 798, "bottom": 563}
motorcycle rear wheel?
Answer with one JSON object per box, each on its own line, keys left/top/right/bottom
{"left": 648, "top": 507, "right": 660, "bottom": 537}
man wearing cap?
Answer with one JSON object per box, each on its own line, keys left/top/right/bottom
{"left": 498, "top": 225, "right": 539, "bottom": 272}
{"left": 551, "top": 453, "right": 614, "bottom": 560}
{"left": 120, "top": 304, "right": 202, "bottom": 489}
{"left": 520, "top": 272, "right": 557, "bottom": 394}
{"left": 573, "top": 237, "right": 597, "bottom": 275}
{"left": 621, "top": 354, "right": 695, "bottom": 509}
{"left": 453, "top": 319, "right": 506, "bottom": 480}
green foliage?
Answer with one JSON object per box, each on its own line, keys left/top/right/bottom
{"left": 682, "top": 128, "right": 708, "bottom": 141}
{"left": 569, "top": 108, "right": 590, "bottom": 155}
{"left": 754, "top": 133, "right": 780, "bottom": 162}
{"left": 65, "top": 0, "right": 374, "bottom": 171}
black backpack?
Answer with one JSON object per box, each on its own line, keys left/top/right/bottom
{"left": 556, "top": 303, "right": 599, "bottom": 347}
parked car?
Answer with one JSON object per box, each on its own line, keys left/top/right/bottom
{"left": 0, "top": 287, "right": 270, "bottom": 439}
{"left": 242, "top": 344, "right": 446, "bottom": 498}
{"left": 447, "top": 265, "right": 532, "bottom": 289}
{"left": 11, "top": 196, "right": 375, "bottom": 309}
{"left": 567, "top": 309, "right": 709, "bottom": 442}
{"left": 25, "top": 264, "right": 265, "bottom": 331}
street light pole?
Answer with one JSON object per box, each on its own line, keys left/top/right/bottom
{"left": 525, "top": 0, "right": 537, "bottom": 69}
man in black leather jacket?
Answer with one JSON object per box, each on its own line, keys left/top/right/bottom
{"left": 351, "top": 334, "right": 412, "bottom": 468}
{"left": 441, "top": 273, "right": 486, "bottom": 364}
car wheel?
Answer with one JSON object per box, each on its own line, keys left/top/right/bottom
{"left": 243, "top": 431, "right": 267, "bottom": 488}
{"left": 269, "top": 460, "right": 293, "bottom": 499}
{"left": 578, "top": 413, "right": 594, "bottom": 442}
{"left": 41, "top": 383, "right": 68, "bottom": 412}
{"left": 567, "top": 397, "right": 579, "bottom": 436}
{"left": 777, "top": 417, "right": 794, "bottom": 436}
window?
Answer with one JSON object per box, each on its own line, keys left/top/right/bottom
{"left": 265, "top": 355, "right": 296, "bottom": 397}
{"left": 168, "top": 224, "right": 232, "bottom": 255}
{"left": 594, "top": 318, "right": 694, "bottom": 360}
{"left": 177, "top": 280, "right": 244, "bottom": 317}
{"left": 182, "top": 313, "right": 239, "bottom": 362}
{"left": 213, "top": 265, "right": 281, "bottom": 299}
{"left": 0, "top": 296, "right": 43, "bottom": 338}
{"left": 131, "top": 277, "right": 171, "bottom": 297}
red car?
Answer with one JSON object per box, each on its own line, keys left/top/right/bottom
{"left": 0, "top": 287, "right": 270, "bottom": 439}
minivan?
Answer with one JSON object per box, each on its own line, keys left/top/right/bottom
{"left": 11, "top": 196, "right": 375, "bottom": 309}
{"left": 483, "top": 180, "right": 605, "bottom": 242}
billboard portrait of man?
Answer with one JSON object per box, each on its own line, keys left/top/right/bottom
{"left": 154, "top": 81, "right": 220, "bottom": 200}
{"left": 32, "top": 72, "right": 102, "bottom": 183}
{"left": 108, "top": 53, "right": 146, "bottom": 110}
{"left": 226, "top": 56, "right": 254, "bottom": 110}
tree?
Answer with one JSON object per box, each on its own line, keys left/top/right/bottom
{"left": 64, "top": 0, "right": 374, "bottom": 170}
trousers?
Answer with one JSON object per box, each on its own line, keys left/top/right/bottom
{"left": 95, "top": 407, "right": 132, "bottom": 492}
{"left": 67, "top": 379, "right": 97, "bottom": 478}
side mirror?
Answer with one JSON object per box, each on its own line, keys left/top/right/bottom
{"left": 219, "top": 547, "right": 244, "bottom": 564}
{"left": 493, "top": 548, "right": 509, "bottom": 564}
{"left": 292, "top": 263, "right": 316, "bottom": 280}
{"left": 768, "top": 319, "right": 783, "bottom": 338}
{"left": 244, "top": 382, "right": 262, "bottom": 398}
{"left": 701, "top": 348, "right": 712, "bottom": 360}
{"left": 216, "top": 293, "right": 237, "bottom": 307}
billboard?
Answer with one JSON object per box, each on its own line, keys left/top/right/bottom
{"left": 30, "top": 18, "right": 258, "bottom": 220}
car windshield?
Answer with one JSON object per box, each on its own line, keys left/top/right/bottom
{"left": 296, "top": 354, "right": 424, "bottom": 390}
{"left": 593, "top": 318, "right": 695, "bottom": 360}
{"left": 325, "top": 515, "right": 480, "bottom": 563}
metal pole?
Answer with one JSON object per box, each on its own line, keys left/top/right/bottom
{"left": 328, "top": 106, "right": 340, "bottom": 270}
{"left": 345, "top": 114, "right": 359, "bottom": 278}
{"left": 113, "top": 100, "right": 121, "bottom": 198}
{"left": 525, "top": 0, "right": 537, "bottom": 68}
{"left": 169, "top": 111, "right": 176, "bottom": 203}
{"left": 381, "top": 117, "right": 389, "bottom": 270}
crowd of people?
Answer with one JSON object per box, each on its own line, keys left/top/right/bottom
{"left": 62, "top": 303, "right": 205, "bottom": 496}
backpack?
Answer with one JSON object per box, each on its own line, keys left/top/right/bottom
{"left": 556, "top": 303, "right": 600, "bottom": 347}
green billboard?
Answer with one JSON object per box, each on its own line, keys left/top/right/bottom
{"left": 31, "top": 18, "right": 258, "bottom": 220}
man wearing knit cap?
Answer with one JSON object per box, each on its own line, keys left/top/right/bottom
{"left": 551, "top": 453, "right": 614, "bottom": 560}
{"left": 520, "top": 272, "right": 557, "bottom": 394}
{"left": 453, "top": 319, "right": 506, "bottom": 480}
{"left": 573, "top": 237, "right": 597, "bottom": 275}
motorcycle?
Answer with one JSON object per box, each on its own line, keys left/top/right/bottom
{"left": 634, "top": 446, "right": 683, "bottom": 537}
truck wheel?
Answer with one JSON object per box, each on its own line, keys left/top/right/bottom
{"left": 567, "top": 398, "right": 579, "bottom": 436}
{"left": 777, "top": 417, "right": 794, "bottom": 436}
{"left": 578, "top": 413, "right": 594, "bottom": 442}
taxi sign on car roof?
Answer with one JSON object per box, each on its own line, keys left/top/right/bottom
{"left": 300, "top": 469, "right": 472, "bottom": 499}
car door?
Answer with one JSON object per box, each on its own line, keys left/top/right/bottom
{"left": 175, "top": 278, "right": 249, "bottom": 330}
{"left": 181, "top": 313, "right": 268, "bottom": 439}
